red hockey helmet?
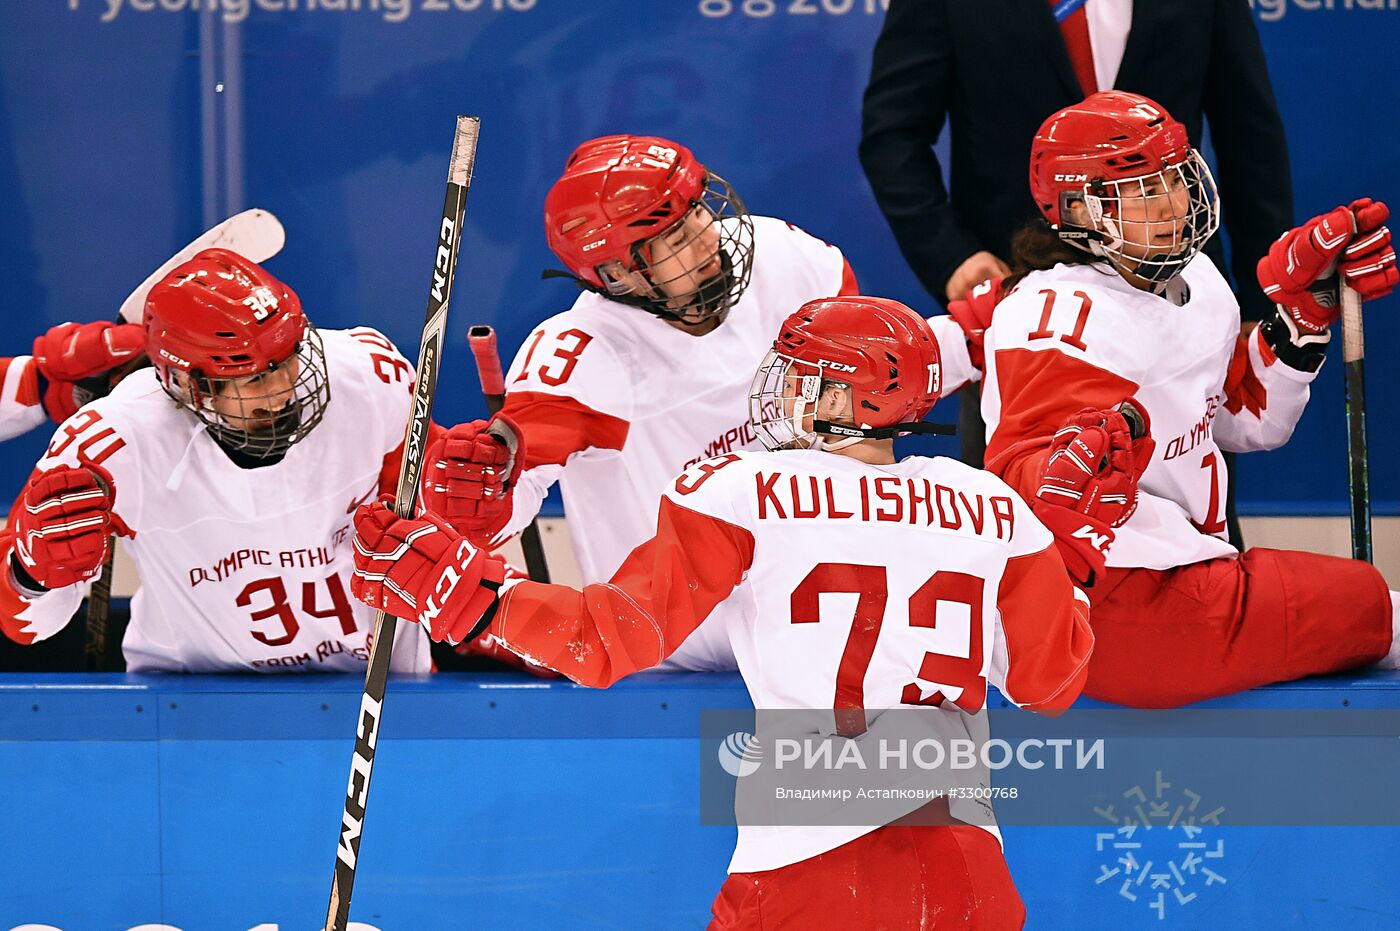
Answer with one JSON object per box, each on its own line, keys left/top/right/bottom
{"left": 543, "top": 135, "right": 755, "bottom": 326}
{"left": 1029, "top": 91, "right": 1219, "bottom": 287}
{"left": 750, "top": 296, "right": 947, "bottom": 451}
{"left": 144, "top": 248, "right": 330, "bottom": 457}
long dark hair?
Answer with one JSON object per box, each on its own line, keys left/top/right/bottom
{"left": 1001, "top": 218, "right": 1097, "bottom": 296}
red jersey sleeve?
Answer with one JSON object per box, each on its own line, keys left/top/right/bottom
{"left": 985, "top": 346, "right": 1140, "bottom": 500}
{"left": 489, "top": 496, "right": 754, "bottom": 687}
{"left": 1214, "top": 326, "right": 1314, "bottom": 453}
{"left": 992, "top": 543, "right": 1094, "bottom": 714}
{"left": 500, "top": 391, "right": 630, "bottom": 470}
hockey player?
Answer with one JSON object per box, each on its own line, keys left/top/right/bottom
{"left": 979, "top": 90, "right": 1400, "bottom": 707}
{"left": 418, "top": 134, "right": 981, "bottom": 670}
{"left": 0, "top": 248, "right": 433, "bottom": 674}
{"left": 0, "top": 320, "right": 145, "bottom": 442}
{"left": 348, "top": 296, "right": 1140, "bottom": 928}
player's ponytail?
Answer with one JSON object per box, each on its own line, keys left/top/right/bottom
{"left": 1002, "top": 217, "right": 1098, "bottom": 296}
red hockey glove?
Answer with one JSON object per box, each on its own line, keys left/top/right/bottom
{"left": 1338, "top": 198, "right": 1397, "bottom": 300}
{"left": 420, "top": 413, "right": 525, "bottom": 543}
{"left": 945, "top": 276, "right": 1003, "bottom": 371}
{"left": 1257, "top": 199, "right": 1395, "bottom": 336}
{"left": 33, "top": 321, "right": 145, "bottom": 423}
{"left": 11, "top": 464, "right": 115, "bottom": 590}
{"left": 1032, "top": 403, "right": 1149, "bottom": 586}
{"left": 350, "top": 496, "right": 507, "bottom": 645}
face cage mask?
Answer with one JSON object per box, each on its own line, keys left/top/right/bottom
{"left": 1069, "top": 150, "right": 1220, "bottom": 290}
{"left": 599, "top": 172, "right": 756, "bottom": 327}
{"left": 168, "top": 323, "right": 332, "bottom": 459}
{"left": 749, "top": 350, "right": 866, "bottom": 453}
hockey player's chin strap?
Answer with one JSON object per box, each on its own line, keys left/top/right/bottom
{"left": 814, "top": 420, "right": 957, "bottom": 441}
{"left": 1057, "top": 227, "right": 1190, "bottom": 296}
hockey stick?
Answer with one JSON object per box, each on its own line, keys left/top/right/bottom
{"left": 119, "top": 208, "right": 285, "bottom": 323}
{"left": 82, "top": 471, "right": 115, "bottom": 672}
{"left": 467, "top": 325, "right": 551, "bottom": 583}
{"left": 83, "top": 209, "right": 288, "bottom": 670}
{"left": 324, "top": 115, "right": 480, "bottom": 931}
{"left": 1341, "top": 282, "right": 1371, "bottom": 563}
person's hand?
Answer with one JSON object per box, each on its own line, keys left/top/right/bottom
{"left": 350, "top": 496, "right": 506, "bottom": 644}
{"left": 1257, "top": 199, "right": 1395, "bottom": 336}
{"left": 1031, "top": 403, "right": 1149, "bottom": 585}
{"left": 945, "top": 251, "right": 1011, "bottom": 302}
{"left": 420, "top": 414, "right": 524, "bottom": 542}
{"left": 1337, "top": 198, "right": 1397, "bottom": 300}
{"left": 32, "top": 321, "right": 145, "bottom": 423}
{"left": 945, "top": 276, "right": 1003, "bottom": 370}
{"left": 11, "top": 464, "right": 115, "bottom": 590}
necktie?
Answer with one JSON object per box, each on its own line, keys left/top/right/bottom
{"left": 1050, "top": 0, "right": 1098, "bottom": 97}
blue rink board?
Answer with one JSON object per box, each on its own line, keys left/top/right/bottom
{"left": 0, "top": 671, "right": 1398, "bottom": 930}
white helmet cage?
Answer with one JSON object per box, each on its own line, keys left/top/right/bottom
{"left": 595, "top": 172, "right": 757, "bottom": 326}
{"left": 166, "top": 324, "right": 332, "bottom": 459}
{"left": 749, "top": 348, "right": 864, "bottom": 452}
{"left": 1066, "top": 149, "right": 1220, "bottom": 288}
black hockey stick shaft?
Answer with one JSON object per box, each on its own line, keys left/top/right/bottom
{"left": 83, "top": 468, "right": 116, "bottom": 671}
{"left": 325, "top": 115, "right": 481, "bottom": 931}
{"left": 84, "top": 544, "right": 113, "bottom": 671}
{"left": 1341, "top": 283, "right": 1372, "bottom": 563}
{"left": 467, "top": 325, "right": 552, "bottom": 583}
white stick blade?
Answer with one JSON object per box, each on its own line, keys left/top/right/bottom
{"left": 118, "top": 208, "right": 287, "bottom": 323}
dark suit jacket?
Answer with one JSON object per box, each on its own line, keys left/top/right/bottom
{"left": 860, "top": 0, "right": 1292, "bottom": 319}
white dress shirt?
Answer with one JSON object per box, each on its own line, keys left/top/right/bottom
{"left": 1086, "top": 0, "right": 1134, "bottom": 92}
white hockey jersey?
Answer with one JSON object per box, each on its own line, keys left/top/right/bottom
{"left": 487, "top": 449, "right": 1094, "bottom": 871}
{"left": 981, "top": 257, "right": 1316, "bottom": 570}
{"left": 493, "top": 215, "right": 976, "bottom": 670}
{"left": 0, "top": 327, "right": 431, "bottom": 674}
{"left": 0, "top": 356, "right": 46, "bottom": 442}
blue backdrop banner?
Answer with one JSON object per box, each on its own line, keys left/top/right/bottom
{"left": 0, "top": 1, "right": 1396, "bottom": 513}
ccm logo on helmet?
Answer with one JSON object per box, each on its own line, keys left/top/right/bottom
{"left": 1054, "top": 173, "right": 1089, "bottom": 182}
{"left": 581, "top": 239, "right": 606, "bottom": 252}
{"left": 158, "top": 348, "right": 192, "bottom": 369}
{"left": 821, "top": 361, "right": 858, "bottom": 374}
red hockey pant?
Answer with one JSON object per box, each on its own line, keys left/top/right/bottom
{"left": 708, "top": 822, "right": 1024, "bottom": 930}
{"left": 1084, "top": 547, "right": 1392, "bottom": 708}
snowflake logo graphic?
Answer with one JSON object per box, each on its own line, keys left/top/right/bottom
{"left": 1092, "top": 770, "right": 1228, "bottom": 921}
